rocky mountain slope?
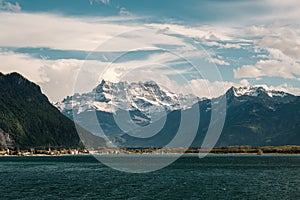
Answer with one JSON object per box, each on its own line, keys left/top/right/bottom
{"left": 0, "top": 72, "right": 106, "bottom": 149}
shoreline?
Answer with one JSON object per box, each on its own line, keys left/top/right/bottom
{"left": 2, "top": 145, "right": 300, "bottom": 156}
{"left": 2, "top": 152, "right": 300, "bottom": 157}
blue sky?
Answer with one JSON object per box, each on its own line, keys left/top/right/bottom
{"left": 1, "top": 0, "right": 300, "bottom": 101}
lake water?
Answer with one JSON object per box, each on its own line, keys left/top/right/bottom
{"left": 0, "top": 155, "right": 300, "bottom": 199}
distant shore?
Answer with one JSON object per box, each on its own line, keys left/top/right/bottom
{"left": 2, "top": 145, "right": 300, "bottom": 156}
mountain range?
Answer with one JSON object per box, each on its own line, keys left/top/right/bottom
{"left": 1, "top": 71, "right": 299, "bottom": 149}
{"left": 57, "top": 79, "right": 300, "bottom": 148}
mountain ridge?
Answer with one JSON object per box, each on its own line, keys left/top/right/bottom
{"left": 0, "top": 72, "right": 106, "bottom": 149}
{"left": 56, "top": 79, "right": 300, "bottom": 148}
{"left": 55, "top": 79, "right": 199, "bottom": 116}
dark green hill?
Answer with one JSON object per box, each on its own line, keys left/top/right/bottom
{"left": 215, "top": 87, "right": 300, "bottom": 146}
{"left": 0, "top": 72, "right": 105, "bottom": 149}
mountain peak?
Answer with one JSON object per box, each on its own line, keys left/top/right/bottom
{"left": 229, "top": 86, "right": 289, "bottom": 98}
{"left": 58, "top": 80, "right": 198, "bottom": 117}
{"left": 0, "top": 72, "right": 42, "bottom": 94}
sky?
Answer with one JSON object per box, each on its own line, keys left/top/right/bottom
{"left": 1, "top": 0, "right": 300, "bottom": 101}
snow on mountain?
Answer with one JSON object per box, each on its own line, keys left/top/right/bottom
{"left": 55, "top": 80, "right": 199, "bottom": 117}
{"left": 232, "top": 86, "right": 288, "bottom": 98}
{"left": 54, "top": 82, "right": 293, "bottom": 119}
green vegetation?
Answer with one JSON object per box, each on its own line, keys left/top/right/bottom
{"left": 2, "top": 145, "right": 300, "bottom": 156}
{"left": 85, "top": 146, "right": 300, "bottom": 154}
{"left": 0, "top": 72, "right": 106, "bottom": 149}
{"left": 210, "top": 145, "right": 300, "bottom": 154}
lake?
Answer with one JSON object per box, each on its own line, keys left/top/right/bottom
{"left": 0, "top": 155, "right": 299, "bottom": 199}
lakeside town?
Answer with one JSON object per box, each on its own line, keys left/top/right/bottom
{"left": 2, "top": 146, "right": 300, "bottom": 156}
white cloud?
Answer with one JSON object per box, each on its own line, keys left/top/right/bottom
{"left": 188, "top": 79, "right": 237, "bottom": 98}
{"left": 119, "top": 7, "right": 132, "bottom": 16}
{"left": 146, "top": 24, "right": 236, "bottom": 41}
{"left": 252, "top": 83, "right": 300, "bottom": 96}
{"left": 207, "top": 58, "right": 230, "bottom": 66}
{"left": 98, "top": 0, "right": 110, "bottom": 5}
{"left": 0, "top": 0, "right": 21, "bottom": 12}
{"left": 0, "top": 51, "right": 46, "bottom": 82}
{"left": 234, "top": 59, "right": 300, "bottom": 80}
{"left": 234, "top": 45, "right": 300, "bottom": 80}
{"left": 90, "top": 0, "right": 110, "bottom": 5}
{"left": 0, "top": 49, "right": 203, "bottom": 101}
{"left": 0, "top": 12, "right": 153, "bottom": 52}
{"left": 257, "top": 27, "right": 300, "bottom": 61}
{"left": 245, "top": 26, "right": 271, "bottom": 36}
{"left": 235, "top": 24, "right": 300, "bottom": 81}
{"left": 189, "top": 78, "right": 300, "bottom": 98}
{"left": 239, "top": 79, "right": 250, "bottom": 87}
{"left": 0, "top": 13, "right": 198, "bottom": 52}
{"left": 274, "top": 84, "right": 300, "bottom": 95}
{"left": 256, "top": 0, "right": 300, "bottom": 24}
{"left": 201, "top": 40, "right": 242, "bottom": 49}
{"left": 245, "top": 25, "right": 300, "bottom": 63}
{"left": 0, "top": 51, "right": 108, "bottom": 101}
{"left": 2, "top": 51, "right": 300, "bottom": 102}
{"left": 2, "top": 5, "right": 300, "bottom": 100}
{"left": 100, "top": 49, "right": 200, "bottom": 82}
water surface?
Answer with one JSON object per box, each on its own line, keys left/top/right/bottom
{"left": 0, "top": 155, "right": 299, "bottom": 199}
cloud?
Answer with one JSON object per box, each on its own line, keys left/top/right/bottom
{"left": 0, "top": 51, "right": 47, "bottom": 83}
{"left": 189, "top": 78, "right": 300, "bottom": 98}
{"left": 99, "top": 0, "right": 110, "bottom": 5}
{"left": 200, "top": 39, "right": 242, "bottom": 49}
{"left": 2, "top": 3, "right": 300, "bottom": 100}
{"left": 0, "top": 13, "right": 197, "bottom": 52}
{"left": 251, "top": 83, "right": 300, "bottom": 96}
{"left": 119, "top": 7, "right": 132, "bottom": 16}
{"left": 0, "top": 49, "right": 203, "bottom": 101}
{"left": 207, "top": 58, "right": 230, "bottom": 66}
{"left": 146, "top": 24, "right": 237, "bottom": 41}
{"left": 239, "top": 79, "right": 250, "bottom": 87}
{"left": 257, "top": 27, "right": 300, "bottom": 61}
{"left": 90, "top": 0, "right": 110, "bottom": 5}
{"left": 189, "top": 79, "right": 232, "bottom": 98}
{"left": 0, "top": 12, "right": 142, "bottom": 52}
{"left": 245, "top": 26, "right": 271, "bottom": 36}
{"left": 0, "top": 51, "right": 108, "bottom": 101}
{"left": 0, "top": 0, "right": 21, "bottom": 12}
{"left": 100, "top": 49, "right": 201, "bottom": 82}
{"left": 188, "top": 79, "right": 252, "bottom": 98}
{"left": 235, "top": 24, "right": 300, "bottom": 81}
{"left": 256, "top": 0, "right": 300, "bottom": 24}
{"left": 274, "top": 84, "right": 300, "bottom": 95}
{"left": 234, "top": 59, "right": 300, "bottom": 80}
{"left": 2, "top": 50, "right": 300, "bottom": 102}
{"left": 234, "top": 43, "right": 300, "bottom": 80}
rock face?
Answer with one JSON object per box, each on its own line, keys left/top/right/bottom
{"left": 0, "top": 128, "right": 15, "bottom": 148}
{"left": 0, "top": 72, "right": 106, "bottom": 149}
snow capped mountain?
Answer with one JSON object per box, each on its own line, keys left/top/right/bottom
{"left": 55, "top": 82, "right": 294, "bottom": 119}
{"left": 55, "top": 80, "right": 199, "bottom": 117}
{"left": 231, "top": 86, "right": 288, "bottom": 98}
{"left": 53, "top": 79, "right": 300, "bottom": 147}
